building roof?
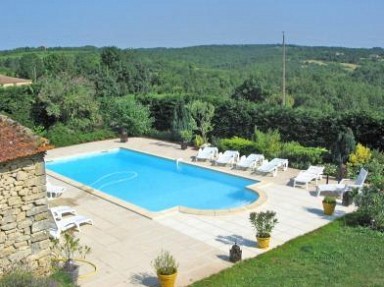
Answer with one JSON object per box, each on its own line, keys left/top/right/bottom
{"left": 0, "top": 115, "right": 52, "bottom": 163}
{"left": 0, "top": 74, "right": 32, "bottom": 86}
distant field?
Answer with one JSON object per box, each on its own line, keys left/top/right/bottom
{"left": 304, "top": 59, "right": 327, "bottom": 66}
{"left": 304, "top": 59, "right": 358, "bottom": 71}
{"left": 340, "top": 62, "right": 358, "bottom": 71}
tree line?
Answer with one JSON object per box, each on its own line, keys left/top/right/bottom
{"left": 0, "top": 44, "right": 383, "bottom": 150}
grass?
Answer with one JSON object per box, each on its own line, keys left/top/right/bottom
{"left": 190, "top": 216, "right": 384, "bottom": 287}
{"left": 0, "top": 270, "right": 75, "bottom": 287}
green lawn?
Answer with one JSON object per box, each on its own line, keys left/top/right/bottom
{"left": 191, "top": 217, "right": 384, "bottom": 287}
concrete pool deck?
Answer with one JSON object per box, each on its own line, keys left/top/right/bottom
{"left": 46, "top": 138, "right": 356, "bottom": 287}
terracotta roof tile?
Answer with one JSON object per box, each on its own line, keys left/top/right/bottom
{"left": 0, "top": 115, "right": 52, "bottom": 163}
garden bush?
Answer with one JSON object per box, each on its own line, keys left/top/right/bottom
{"left": 355, "top": 185, "right": 384, "bottom": 231}
{"left": 193, "top": 135, "right": 205, "bottom": 148}
{"left": 105, "top": 96, "right": 154, "bottom": 136}
{"left": 362, "top": 149, "right": 384, "bottom": 185}
{"left": 0, "top": 269, "right": 75, "bottom": 287}
{"left": 254, "top": 129, "right": 282, "bottom": 159}
{"left": 45, "top": 124, "right": 115, "bottom": 147}
{"left": 149, "top": 129, "right": 175, "bottom": 142}
{"left": 217, "top": 137, "right": 257, "bottom": 155}
{"left": 279, "top": 141, "right": 327, "bottom": 169}
{"left": 348, "top": 143, "right": 372, "bottom": 166}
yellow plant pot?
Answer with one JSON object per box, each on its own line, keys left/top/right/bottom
{"left": 158, "top": 272, "right": 177, "bottom": 287}
{"left": 256, "top": 236, "right": 271, "bottom": 249}
{"left": 323, "top": 202, "right": 336, "bottom": 215}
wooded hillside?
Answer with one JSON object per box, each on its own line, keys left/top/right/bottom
{"left": 0, "top": 44, "right": 383, "bottom": 150}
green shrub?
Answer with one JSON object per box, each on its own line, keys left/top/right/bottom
{"left": 218, "top": 136, "right": 257, "bottom": 155}
{"left": 348, "top": 143, "right": 372, "bottom": 166}
{"left": 148, "top": 129, "right": 174, "bottom": 142}
{"left": 193, "top": 135, "right": 205, "bottom": 148}
{"left": 355, "top": 185, "right": 384, "bottom": 231}
{"left": 254, "top": 129, "right": 282, "bottom": 159}
{"left": 0, "top": 270, "right": 62, "bottom": 287}
{"left": 45, "top": 124, "right": 115, "bottom": 147}
{"left": 106, "top": 96, "right": 154, "bottom": 136}
{"left": 279, "top": 141, "right": 327, "bottom": 169}
{"left": 363, "top": 149, "right": 384, "bottom": 184}
{"left": 171, "top": 100, "right": 196, "bottom": 143}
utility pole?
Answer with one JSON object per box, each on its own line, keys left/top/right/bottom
{"left": 282, "top": 31, "right": 286, "bottom": 107}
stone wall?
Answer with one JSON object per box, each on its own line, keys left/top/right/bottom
{"left": 0, "top": 153, "right": 51, "bottom": 275}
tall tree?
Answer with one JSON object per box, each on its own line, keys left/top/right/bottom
{"left": 18, "top": 54, "right": 44, "bottom": 80}
{"left": 187, "top": 100, "right": 215, "bottom": 143}
{"left": 100, "top": 46, "right": 122, "bottom": 71}
{"left": 106, "top": 96, "right": 154, "bottom": 136}
{"left": 331, "top": 128, "right": 356, "bottom": 181}
{"left": 172, "top": 100, "right": 196, "bottom": 142}
{"left": 232, "top": 77, "right": 271, "bottom": 103}
{"left": 36, "top": 74, "right": 101, "bottom": 130}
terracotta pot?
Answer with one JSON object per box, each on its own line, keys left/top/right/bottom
{"left": 157, "top": 272, "right": 177, "bottom": 287}
{"left": 256, "top": 236, "right": 271, "bottom": 249}
{"left": 323, "top": 202, "right": 336, "bottom": 215}
{"left": 181, "top": 142, "right": 188, "bottom": 150}
{"left": 120, "top": 129, "right": 128, "bottom": 143}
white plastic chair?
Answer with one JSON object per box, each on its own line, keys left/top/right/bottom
{"left": 49, "top": 209, "right": 93, "bottom": 239}
{"left": 195, "top": 146, "right": 218, "bottom": 161}
{"left": 235, "top": 154, "right": 264, "bottom": 170}
{"left": 50, "top": 206, "right": 77, "bottom": 220}
{"left": 215, "top": 150, "right": 240, "bottom": 167}
{"left": 46, "top": 180, "right": 67, "bottom": 199}
{"left": 316, "top": 168, "right": 368, "bottom": 196}
{"left": 293, "top": 165, "right": 324, "bottom": 189}
{"left": 256, "top": 158, "right": 288, "bottom": 177}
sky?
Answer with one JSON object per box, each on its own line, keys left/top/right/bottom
{"left": 1, "top": 0, "right": 383, "bottom": 50}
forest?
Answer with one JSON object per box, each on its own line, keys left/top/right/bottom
{"left": 0, "top": 44, "right": 384, "bottom": 154}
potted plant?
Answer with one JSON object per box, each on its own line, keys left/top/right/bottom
{"left": 120, "top": 127, "right": 128, "bottom": 143}
{"left": 249, "top": 210, "right": 278, "bottom": 249}
{"left": 152, "top": 250, "right": 178, "bottom": 287}
{"left": 179, "top": 129, "right": 193, "bottom": 150}
{"left": 342, "top": 188, "right": 358, "bottom": 206}
{"left": 322, "top": 196, "right": 337, "bottom": 215}
{"left": 323, "top": 163, "right": 337, "bottom": 184}
{"left": 52, "top": 231, "right": 91, "bottom": 284}
{"left": 193, "top": 135, "right": 205, "bottom": 150}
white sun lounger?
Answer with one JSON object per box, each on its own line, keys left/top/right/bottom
{"left": 49, "top": 209, "right": 93, "bottom": 239}
{"left": 194, "top": 146, "right": 218, "bottom": 161}
{"left": 50, "top": 206, "right": 77, "bottom": 220}
{"left": 316, "top": 168, "right": 368, "bottom": 197}
{"left": 215, "top": 150, "right": 240, "bottom": 167}
{"left": 235, "top": 154, "right": 264, "bottom": 170}
{"left": 293, "top": 165, "right": 324, "bottom": 189}
{"left": 256, "top": 158, "right": 288, "bottom": 177}
{"left": 46, "top": 180, "right": 67, "bottom": 199}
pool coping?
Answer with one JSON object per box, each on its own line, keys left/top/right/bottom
{"left": 46, "top": 146, "right": 268, "bottom": 219}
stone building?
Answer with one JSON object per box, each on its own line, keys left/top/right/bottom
{"left": 0, "top": 115, "right": 52, "bottom": 275}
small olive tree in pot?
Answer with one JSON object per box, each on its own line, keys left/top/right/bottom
{"left": 52, "top": 231, "right": 91, "bottom": 284}
{"left": 249, "top": 210, "right": 278, "bottom": 249}
{"left": 322, "top": 196, "right": 337, "bottom": 215}
{"left": 152, "top": 250, "right": 179, "bottom": 287}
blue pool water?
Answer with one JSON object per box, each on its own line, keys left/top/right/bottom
{"left": 46, "top": 149, "right": 259, "bottom": 212}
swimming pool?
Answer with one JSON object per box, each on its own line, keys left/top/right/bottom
{"left": 46, "top": 148, "right": 259, "bottom": 213}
